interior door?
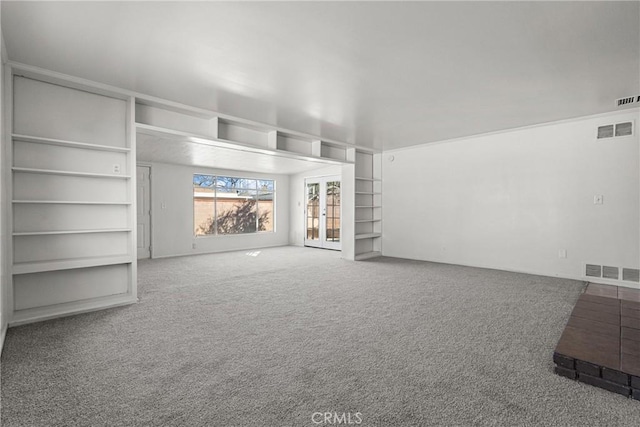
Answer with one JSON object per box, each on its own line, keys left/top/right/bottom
{"left": 136, "top": 166, "right": 151, "bottom": 259}
{"left": 304, "top": 176, "right": 341, "bottom": 251}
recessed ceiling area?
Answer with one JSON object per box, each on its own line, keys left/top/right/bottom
{"left": 3, "top": 2, "right": 639, "bottom": 151}
{"left": 136, "top": 133, "right": 335, "bottom": 175}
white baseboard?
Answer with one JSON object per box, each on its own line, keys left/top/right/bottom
{"left": 0, "top": 324, "right": 7, "bottom": 356}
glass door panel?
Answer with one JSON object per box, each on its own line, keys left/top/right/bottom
{"left": 304, "top": 176, "right": 341, "bottom": 251}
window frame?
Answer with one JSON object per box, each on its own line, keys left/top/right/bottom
{"left": 193, "top": 173, "right": 276, "bottom": 237}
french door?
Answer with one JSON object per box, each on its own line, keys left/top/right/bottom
{"left": 304, "top": 176, "right": 341, "bottom": 250}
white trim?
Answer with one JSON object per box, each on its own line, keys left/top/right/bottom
{"left": 1, "top": 31, "right": 7, "bottom": 64}
{"left": 380, "top": 253, "right": 590, "bottom": 286}
{"left": 0, "top": 324, "right": 6, "bottom": 356}
{"left": 385, "top": 107, "right": 640, "bottom": 154}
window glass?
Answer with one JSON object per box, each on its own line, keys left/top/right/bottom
{"left": 194, "top": 174, "right": 274, "bottom": 236}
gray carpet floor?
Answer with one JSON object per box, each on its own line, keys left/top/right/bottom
{"left": 3, "top": 246, "right": 640, "bottom": 426}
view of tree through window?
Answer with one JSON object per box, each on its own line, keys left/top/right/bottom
{"left": 193, "top": 175, "right": 275, "bottom": 236}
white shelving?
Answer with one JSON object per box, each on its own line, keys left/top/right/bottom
{"left": 13, "top": 255, "right": 134, "bottom": 275}
{"left": 136, "top": 117, "right": 355, "bottom": 166}
{"left": 9, "top": 74, "right": 137, "bottom": 324}
{"left": 12, "top": 134, "right": 131, "bottom": 153}
{"left": 12, "top": 200, "right": 131, "bottom": 205}
{"left": 13, "top": 229, "right": 132, "bottom": 236}
{"left": 355, "top": 233, "right": 382, "bottom": 240}
{"left": 353, "top": 152, "right": 382, "bottom": 261}
{"left": 12, "top": 167, "right": 130, "bottom": 179}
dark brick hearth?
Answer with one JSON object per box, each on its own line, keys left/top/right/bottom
{"left": 554, "top": 283, "right": 640, "bottom": 399}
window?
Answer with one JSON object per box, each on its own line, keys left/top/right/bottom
{"left": 193, "top": 174, "right": 275, "bottom": 236}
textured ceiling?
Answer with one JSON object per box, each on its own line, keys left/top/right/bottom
{"left": 2, "top": 1, "right": 639, "bottom": 152}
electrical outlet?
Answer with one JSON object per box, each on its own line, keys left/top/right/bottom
{"left": 594, "top": 195, "right": 603, "bottom": 205}
{"left": 559, "top": 249, "right": 567, "bottom": 259}
{"left": 113, "top": 164, "right": 121, "bottom": 174}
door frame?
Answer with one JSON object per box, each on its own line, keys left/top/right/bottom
{"left": 304, "top": 175, "right": 341, "bottom": 251}
{"left": 136, "top": 163, "right": 153, "bottom": 259}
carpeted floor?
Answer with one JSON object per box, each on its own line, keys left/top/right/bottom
{"left": 3, "top": 246, "right": 640, "bottom": 426}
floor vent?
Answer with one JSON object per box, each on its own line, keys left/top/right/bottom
{"left": 603, "top": 266, "right": 619, "bottom": 280}
{"left": 586, "top": 264, "right": 602, "bottom": 278}
{"left": 623, "top": 268, "right": 640, "bottom": 283}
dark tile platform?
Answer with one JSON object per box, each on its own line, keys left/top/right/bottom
{"left": 554, "top": 283, "right": 640, "bottom": 399}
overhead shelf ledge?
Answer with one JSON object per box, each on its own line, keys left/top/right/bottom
{"left": 136, "top": 123, "right": 353, "bottom": 165}
{"left": 12, "top": 133, "right": 130, "bottom": 153}
{"left": 12, "top": 167, "right": 130, "bottom": 179}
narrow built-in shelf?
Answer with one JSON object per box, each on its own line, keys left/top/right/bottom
{"left": 355, "top": 205, "right": 382, "bottom": 208}
{"left": 355, "top": 219, "right": 382, "bottom": 223}
{"left": 355, "top": 233, "right": 382, "bottom": 240}
{"left": 13, "top": 200, "right": 131, "bottom": 205}
{"left": 13, "top": 228, "right": 132, "bottom": 236}
{"left": 13, "top": 255, "right": 133, "bottom": 275}
{"left": 12, "top": 167, "right": 130, "bottom": 179}
{"left": 355, "top": 192, "right": 381, "bottom": 195}
{"left": 137, "top": 123, "right": 353, "bottom": 166}
{"left": 12, "top": 134, "right": 130, "bottom": 153}
{"left": 355, "top": 251, "right": 382, "bottom": 261}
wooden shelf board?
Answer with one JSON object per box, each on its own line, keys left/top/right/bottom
{"left": 355, "top": 219, "right": 382, "bottom": 223}
{"left": 355, "top": 177, "right": 381, "bottom": 182}
{"left": 13, "top": 200, "right": 131, "bottom": 205}
{"left": 12, "top": 167, "right": 130, "bottom": 179}
{"left": 13, "top": 229, "right": 132, "bottom": 236}
{"left": 355, "top": 233, "right": 382, "bottom": 240}
{"left": 12, "top": 133, "right": 130, "bottom": 153}
{"left": 355, "top": 192, "right": 381, "bottom": 195}
{"left": 13, "top": 255, "right": 133, "bottom": 275}
{"left": 355, "top": 205, "right": 382, "bottom": 208}
{"left": 355, "top": 251, "right": 382, "bottom": 261}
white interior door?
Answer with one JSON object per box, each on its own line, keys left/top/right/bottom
{"left": 304, "top": 176, "right": 341, "bottom": 251}
{"left": 136, "top": 166, "right": 151, "bottom": 259}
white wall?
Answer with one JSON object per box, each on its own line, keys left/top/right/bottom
{"left": 383, "top": 110, "right": 640, "bottom": 282}
{"left": 149, "top": 162, "right": 290, "bottom": 258}
{"left": 288, "top": 165, "right": 342, "bottom": 246}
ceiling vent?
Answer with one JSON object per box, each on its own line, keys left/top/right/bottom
{"left": 617, "top": 96, "right": 638, "bottom": 107}
{"left": 597, "top": 122, "right": 633, "bottom": 139}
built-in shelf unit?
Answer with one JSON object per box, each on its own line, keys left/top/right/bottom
{"left": 9, "top": 72, "right": 137, "bottom": 325}
{"left": 135, "top": 104, "right": 355, "bottom": 165}
{"left": 354, "top": 152, "right": 382, "bottom": 260}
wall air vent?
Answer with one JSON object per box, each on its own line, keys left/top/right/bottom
{"left": 623, "top": 268, "right": 640, "bottom": 283}
{"left": 602, "top": 266, "right": 619, "bottom": 280}
{"left": 597, "top": 122, "right": 633, "bottom": 139}
{"left": 597, "top": 125, "right": 614, "bottom": 139}
{"left": 615, "top": 122, "right": 633, "bottom": 137}
{"left": 586, "top": 264, "right": 602, "bottom": 278}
